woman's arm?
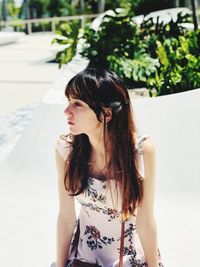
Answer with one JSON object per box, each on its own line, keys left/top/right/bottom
{"left": 55, "top": 148, "right": 76, "bottom": 267}
{"left": 136, "top": 138, "right": 159, "bottom": 267}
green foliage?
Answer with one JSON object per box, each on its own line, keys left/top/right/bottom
{"left": 29, "top": 0, "right": 49, "bottom": 18}
{"left": 81, "top": 10, "right": 139, "bottom": 67}
{"left": 107, "top": 50, "right": 160, "bottom": 87}
{"left": 142, "top": 12, "right": 191, "bottom": 38}
{"left": 48, "top": 0, "right": 77, "bottom": 17}
{"left": 105, "top": 0, "right": 141, "bottom": 16}
{"left": 7, "top": 0, "right": 20, "bottom": 18}
{"left": 147, "top": 30, "right": 200, "bottom": 96}
{"left": 138, "top": 12, "right": 191, "bottom": 59}
{"left": 51, "top": 20, "right": 81, "bottom": 68}
{"left": 53, "top": 9, "right": 199, "bottom": 96}
{"left": 135, "top": 0, "right": 176, "bottom": 15}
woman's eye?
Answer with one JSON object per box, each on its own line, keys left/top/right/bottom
{"left": 74, "top": 102, "right": 82, "bottom": 107}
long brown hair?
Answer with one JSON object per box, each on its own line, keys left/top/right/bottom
{"left": 64, "top": 68, "right": 144, "bottom": 218}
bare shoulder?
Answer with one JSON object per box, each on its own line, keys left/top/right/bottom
{"left": 142, "top": 137, "right": 156, "bottom": 177}
{"left": 142, "top": 137, "right": 156, "bottom": 182}
{"left": 136, "top": 137, "right": 157, "bottom": 224}
{"left": 142, "top": 136, "right": 156, "bottom": 157}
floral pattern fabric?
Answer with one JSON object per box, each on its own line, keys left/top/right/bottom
{"left": 56, "top": 134, "right": 164, "bottom": 267}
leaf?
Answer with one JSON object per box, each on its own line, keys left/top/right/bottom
{"left": 51, "top": 20, "right": 81, "bottom": 67}
{"left": 156, "top": 40, "right": 169, "bottom": 68}
{"left": 179, "top": 36, "right": 189, "bottom": 54}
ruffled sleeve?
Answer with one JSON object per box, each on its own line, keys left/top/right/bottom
{"left": 135, "top": 134, "right": 150, "bottom": 178}
{"left": 136, "top": 134, "right": 150, "bottom": 155}
{"left": 55, "top": 134, "right": 71, "bottom": 161}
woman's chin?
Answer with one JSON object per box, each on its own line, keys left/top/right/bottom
{"left": 68, "top": 127, "right": 81, "bottom": 135}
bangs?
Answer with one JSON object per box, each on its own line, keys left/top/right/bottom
{"left": 65, "top": 78, "right": 84, "bottom": 100}
{"left": 65, "top": 73, "right": 96, "bottom": 104}
{"left": 64, "top": 68, "right": 129, "bottom": 119}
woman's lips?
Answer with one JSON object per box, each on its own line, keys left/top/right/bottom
{"left": 67, "top": 121, "right": 75, "bottom": 125}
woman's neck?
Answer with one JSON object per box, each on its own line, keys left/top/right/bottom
{"left": 88, "top": 135, "right": 106, "bottom": 162}
{"left": 87, "top": 130, "right": 109, "bottom": 178}
{"left": 87, "top": 125, "right": 105, "bottom": 155}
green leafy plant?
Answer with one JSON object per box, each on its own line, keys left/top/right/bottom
{"left": 107, "top": 50, "right": 160, "bottom": 87}
{"left": 81, "top": 10, "right": 139, "bottom": 67}
{"left": 52, "top": 9, "right": 199, "bottom": 96}
{"left": 51, "top": 20, "right": 81, "bottom": 68}
{"left": 147, "top": 30, "right": 200, "bottom": 96}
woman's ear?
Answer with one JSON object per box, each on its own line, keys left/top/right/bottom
{"left": 103, "top": 108, "right": 112, "bottom": 123}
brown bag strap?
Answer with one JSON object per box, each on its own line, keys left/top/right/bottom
{"left": 74, "top": 220, "right": 80, "bottom": 258}
{"left": 119, "top": 220, "right": 125, "bottom": 267}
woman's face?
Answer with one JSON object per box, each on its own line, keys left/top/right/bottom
{"left": 64, "top": 97, "right": 103, "bottom": 136}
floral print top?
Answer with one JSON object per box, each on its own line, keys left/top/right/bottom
{"left": 56, "top": 134, "right": 164, "bottom": 267}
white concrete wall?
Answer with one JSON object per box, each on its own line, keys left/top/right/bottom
{"left": 133, "top": 89, "right": 200, "bottom": 266}
{"left": 0, "top": 88, "right": 200, "bottom": 267}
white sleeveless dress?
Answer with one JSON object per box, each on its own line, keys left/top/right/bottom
{"left": 55, "top": 134, "right": 164, "bottom": 267}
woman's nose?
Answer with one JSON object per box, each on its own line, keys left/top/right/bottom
{"left": 64, "top": 105, "right": 70, "bottom": 115}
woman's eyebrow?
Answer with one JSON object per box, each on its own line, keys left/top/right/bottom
{"left": 67, "top": 96, "right": 76, "bottom": 101}
{"left": 70, "top": 98, "right": 80, "bottom": 102}
{"left": 68, "top": 97, "right": 87, "bottom": 105}
{"left": 68, "top": 96, "right": 79, "bottom": 100}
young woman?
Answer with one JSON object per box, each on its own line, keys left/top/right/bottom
{"left": 54, "top": 68, "right": 164, "bottom": 267}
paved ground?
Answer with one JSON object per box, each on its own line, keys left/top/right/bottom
{"left": 0, "top": 32, "right": 61, "bottom": 116}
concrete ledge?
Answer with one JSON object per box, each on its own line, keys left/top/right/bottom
{"left": 0, "top": 32, "right": 25, "bottom": 45}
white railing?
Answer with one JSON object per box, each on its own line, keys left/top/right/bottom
{"left": 0, "top": 13, "right": 100, "bottom": 34}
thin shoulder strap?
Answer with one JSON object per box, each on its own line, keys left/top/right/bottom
{"left": 119, "top": 220, "right": 125, "bottom": 267}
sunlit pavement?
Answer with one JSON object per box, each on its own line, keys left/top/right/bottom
{"left": 0, "top": 32, "right": 61, "bottom": 116}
